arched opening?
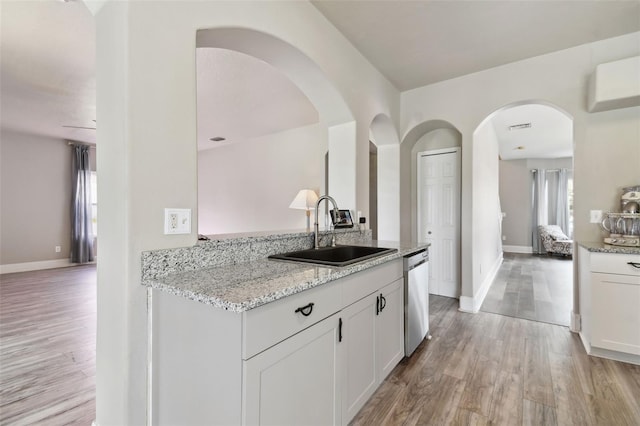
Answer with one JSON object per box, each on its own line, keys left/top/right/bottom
{"left": 474, "top": 100, "right": 575, "bottom": 327}
{"left": 369, "top": 113, "right": 400, "bottom": 240}
{"left": 400, "top": 120, "right": 463, "bottom": 299}
{"left": 195, "top": 28, "right": 356, "bottom": 234}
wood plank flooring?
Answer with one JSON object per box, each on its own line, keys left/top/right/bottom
{"left": 480, "top": 253, "right": 573, "bottom": 326}
{"left": 352, "top": 295, "right": 640, "bottom": 426}
{"left": 0, "top": 266, "right": 96, "bottom": 425}
{"left": 3, "top": 265, "right": 639, "bottom": 426}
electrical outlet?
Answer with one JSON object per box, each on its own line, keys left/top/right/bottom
{"left": 590, "top": 210, "right": 603, "bottom": 223}
{"left": 55, "top": 246, "right": 61, "bottom": 253}
{"left": 164, "top": 208, "right": 191, "bottom": 235}
{"left": 502, "top": 235, "right": 506, "bottom": 241}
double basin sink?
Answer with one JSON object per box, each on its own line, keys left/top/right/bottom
{"left": 269, "top": 245, "right": 397, "bottom": 267}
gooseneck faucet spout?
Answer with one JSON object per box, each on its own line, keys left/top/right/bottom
{"left": 314, "top": 195, "right": 339, "bottom": 249}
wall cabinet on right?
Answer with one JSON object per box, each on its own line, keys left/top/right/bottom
{"left": 578, "top": 247, "right": 640, "bottom": 365}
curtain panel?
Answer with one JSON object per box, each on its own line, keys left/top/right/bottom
{"left": 71, "top": 144, "right": 94, "bottom": 263}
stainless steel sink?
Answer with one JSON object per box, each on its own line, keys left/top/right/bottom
{"left": 268, "top": 245, "right": 397, "bottom": 267}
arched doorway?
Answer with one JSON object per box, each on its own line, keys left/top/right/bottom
{"left": 400, "top": 120, "right": 463, "bottom": 299}
{"left": 474, "top": 100, "right": 574, "bottom": 327}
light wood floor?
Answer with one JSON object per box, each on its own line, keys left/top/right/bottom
{"left": 480, "top": 253, "right": 573, "bottom": 327}
{"left": 3, "top": 267, "right": 639, "bottom": 426}
{"left": 0, "top": 265, "right": 96, "bottom": 425}
{"left": 352, "top": 295, "right": 640, "bottom": 426}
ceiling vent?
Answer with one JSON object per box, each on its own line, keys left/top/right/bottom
{"left": 508, "top": 123, "right": 531, "bottom": 131}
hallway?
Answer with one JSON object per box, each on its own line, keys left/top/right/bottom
{"left": 480, "top": 253, "right": 573, "bottom": 327}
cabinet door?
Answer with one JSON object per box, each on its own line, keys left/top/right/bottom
{"left": 243, "top": 313, "right": 342, "bottom": 426}
{"left": 376, "top": 278, "right": 405, "bottom": 380}
{"left": 341, "top": 293, "right": 377, "bottom": 425}
{"left": 591, "top": 272, "right": 640, "bottom": 355}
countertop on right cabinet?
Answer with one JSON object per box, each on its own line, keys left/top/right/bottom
{"left": 578, "top": 241, "right": 640, "bottom": 255}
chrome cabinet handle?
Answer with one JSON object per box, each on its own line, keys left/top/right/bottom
{"left": 628, "top": 262, "right": 640, "bottom": 269}
{"left": 294, "top": 302, "right": 314, "bottom": 316}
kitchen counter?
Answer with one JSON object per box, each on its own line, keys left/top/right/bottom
{"left": 142, "top": 239, "right": 428, "bottom": 312}
{"left": 578, "top": 241, "right": 640, "bottom": 255}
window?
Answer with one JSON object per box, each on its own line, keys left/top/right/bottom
{"left": 91, "top": 171, "right": 98, "bottom": 236}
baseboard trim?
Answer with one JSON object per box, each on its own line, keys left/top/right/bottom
{"left": 570, "top": 311, "right": 581, "bottom": 333}
{"left": 459, "top": 253, "right": 503, "bottom": 313}
{"left": 502, "top": 245, "right": 533, "bottom": 254}
{"left": 0, "top": 258, "right": 95, "bottom": 274}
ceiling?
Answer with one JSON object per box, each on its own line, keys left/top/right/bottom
{"left": 196, "top": 48, "right": 318, "bottom": 151}
{"left": 1, "top": 0, "right": 638, "bottom": 155}
{"left": 311, "top": 0, "right": 640, "bottom": 91}
{"left": 490, "top": 104, "right": 573, "bottom": 161}
{"left": 1, "top": 0, "right": 96, "bottom": 144}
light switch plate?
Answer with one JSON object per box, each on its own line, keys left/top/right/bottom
{"left": 164, "top": 208, "right": 191, "bottom": 234}
{"left": 589, "top": 210, "right": 603, "bottom": 223}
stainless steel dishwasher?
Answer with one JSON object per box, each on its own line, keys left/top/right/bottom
{"left": 404, "top": 248, "right": 430, "bottom": 357}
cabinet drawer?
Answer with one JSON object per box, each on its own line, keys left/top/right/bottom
{"left": 242, "top": 281, "right": 341, "bottom": 359}
{"left": 590, "top": 253, "right": 640, "bottom": 276}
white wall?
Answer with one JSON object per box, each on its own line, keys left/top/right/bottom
{"left": 0, "top": 128, "right": 96, "bottom": 269}
{"left": 198, "top": 123, "right": 326, "bottom": 235}
{"left": 472, "top": 120, "right": 502, "bottom": 301}
{"left": 95, "top": 1, "right": 400, "bottom": 423}
{"left": 401, "top": 31, "right": 640, "bottom": 305}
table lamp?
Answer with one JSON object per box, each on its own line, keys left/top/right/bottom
{"left": 289, "top": 189, "right": 319, "bottom": 231}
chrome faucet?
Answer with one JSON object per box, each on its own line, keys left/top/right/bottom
{"left": 314, "top": 195, "right": 340, "bottom": 249}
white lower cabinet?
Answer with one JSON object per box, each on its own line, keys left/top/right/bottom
{"left": 376, "top": 279, "right": 405, "bottom": 380}
{"left": 578, "top": 248, "right": 640, "bottom": 364}
{"left": 341, "top": 278, "right": 404, "bottom": 425}
{"left": 341, "top": 293, "right": 377, "bottom": 423}
{"left": 243, "top": 313, "right": 342, "bottom": 426}
{"left": 591, "top": 271, "right": 640, "bottom": 355}
{"left": 151, "top": 259, "right": 406, "bottom": 425}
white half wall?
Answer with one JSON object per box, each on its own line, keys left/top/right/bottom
{"left": 94, "top": 2, "right": 400, "bottom": 423}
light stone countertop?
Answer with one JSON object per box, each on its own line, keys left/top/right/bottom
{"left": 578, "top": 241, "right": 640, "bottom": 255}
{"left": 143, "top": 241, "right": 429, "bottom": 312}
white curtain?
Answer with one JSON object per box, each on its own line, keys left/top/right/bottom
{"left": 531, "top": 168, "right": 571, "bottom": 254}
{"left": 531, "top": 169, "right": 547, "bottom": 254}
{"left": 555, "top": 169, "right": 570, "bottom": 235}
{"left": 71, "top": 144, "right": 94, "bottom": 263}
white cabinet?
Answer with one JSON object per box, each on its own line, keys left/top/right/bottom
{"left": 341, "top": 293, "right": 377, "bottom": 423}
{"left": 578, "top": 248, "right": 640, "bottom": 364}
{"left": 243, "top": 313, "right": 342, "bottom": 426}
{"left": 341, "top": 278, "right": 404, "bottom": 425}
{"left": 376, "top": 279, "right": 404, "bottom": 380}
{"left": 151, "top": 259, "right": 406, "bottom": 425}
{"left": 590, "top": 255, "right": 640, "bottom": 356}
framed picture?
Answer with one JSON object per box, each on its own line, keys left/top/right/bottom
{"left": 330, "top": 209, "right": 354, "bottom": 228}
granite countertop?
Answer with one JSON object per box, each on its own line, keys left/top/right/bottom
{"left": 143, "top": 241, "right": 428, "bottom": 313}
{"left": 578, "top": 241, "right": 640, "bottom": 255}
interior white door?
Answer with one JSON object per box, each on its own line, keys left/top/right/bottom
{"left": 417, "top": 148, "right": 461, "bottom": 298}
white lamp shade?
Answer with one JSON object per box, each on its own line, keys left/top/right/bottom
{"left": 289, "top": 189, "right": 319, "bottom": 211}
